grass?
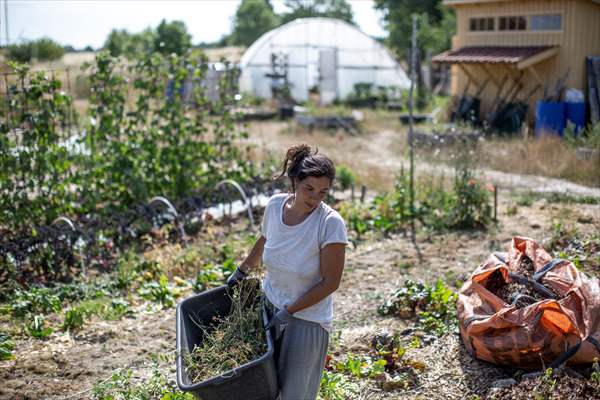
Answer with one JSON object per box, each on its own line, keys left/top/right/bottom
{"left": 513, "top": 190, "right": 599, "bottom": 206}
{"left": 416, "top": 134, "right": 599, "bottom": 187}
{"left": 477, "top": 135, "right": 599, "bottom": 187}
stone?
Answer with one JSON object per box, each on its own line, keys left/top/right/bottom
{"left": 490, "top": 378, "right": 517, "bottom": 389}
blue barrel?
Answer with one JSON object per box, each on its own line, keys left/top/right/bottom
{"left": 565, "top": 102, "right": 586, "bottom": 134}
{"left": 535, "top": 101, "right": 565, "bottom": 136}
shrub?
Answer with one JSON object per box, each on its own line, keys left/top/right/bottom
{"left": 336, "top": 165, "right": 356, "bottom": 191}
{"left": 138, "top": 275, "right": 176, "bottom": 308}
{"left": 318, "top": 370, "right": 359, "bottom": 400}
{"left": 0, "top": 333, "right": 16, "bottom": 360}
{"left": 6, "top": 38, "right": 65, "bottom": 62}
{"left": 27, "top": 315, "right": 53, "bottom": 338}
{"left": 63, "top": 306, "right": 85, "bottom": 331}
{"left": 378, "top": 279, "right": 458, "bottom": 336}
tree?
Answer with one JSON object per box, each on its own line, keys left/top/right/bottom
{"left": 125, "top": 28, "right": 156, "bottom": 57}
{"left": 230, "top": 0, "right": 279, "bottom": 47}
{"left": 375, "top": 0, "right": 455, "bottom": 109}
{"left": 374, "top": 0, "right": 454, "bottom": 59}
{"left": 6, "top": 38, "right": 65, "bottom": 62}
{"left": 104, "top": 29, "right": 130, "bottom": 57}
{"left": 34, "top": 37, "right": 66, "bottom": 61}
{"left": 154, "top": 20, "right": 192, "bottom": 55}
{"left": 280, "top": 0, "right": 354, "bottom": 25}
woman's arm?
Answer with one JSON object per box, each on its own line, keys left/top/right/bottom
{"left": 239, "top": 235, "right": 266, "bottom": 273}
{"left": 286, "top": 243, "right": 346, "bottom": 314}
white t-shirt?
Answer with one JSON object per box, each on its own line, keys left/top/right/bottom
{"left": 261, "top": 193, "right": 348, "bottom": 331}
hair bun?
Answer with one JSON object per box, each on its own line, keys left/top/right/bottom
{"left": 287, "top": 144, "right": 312, "bottom": 163}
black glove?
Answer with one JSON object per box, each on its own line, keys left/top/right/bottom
{"left": 226, "top": 266, "right": 247, "bottom": 288}
{"left": 265, "top": 306, "right": 293, "bottom": 331}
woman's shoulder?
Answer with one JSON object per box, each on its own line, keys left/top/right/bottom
{"left": 319, "top": 202, "right": 345, "bottom": 225}
{"left": 266, "top": 193, "right": 288, "bottom": 209}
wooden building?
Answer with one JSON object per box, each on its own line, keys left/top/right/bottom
{"left": 433, "top": 0, "right": 600, "bottom": 124}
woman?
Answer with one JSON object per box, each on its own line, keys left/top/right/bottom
{"left": 227, "top": 143, "right": 348, "bottom": 400}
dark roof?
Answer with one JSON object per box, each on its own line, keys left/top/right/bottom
{"left": 432, "top": 46, "right": 557, "bottom": 64}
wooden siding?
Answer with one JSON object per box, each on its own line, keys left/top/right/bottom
{"left": 447, "top": 0, "right": 600, "bottom": 123}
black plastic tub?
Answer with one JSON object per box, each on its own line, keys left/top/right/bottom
{"left": 176, "top": 285, "right": 279, "bottom": 400}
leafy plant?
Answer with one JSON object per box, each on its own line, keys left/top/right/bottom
{"left": 192, "top": 263, "right": 223, "bottom": 292}
{"left": 592, "top": 358, "right": 600, "bottom": 384}
{"left": 318, "top": 370, "right": 359, "bottom": 400}
{"left": 63, "top": 306, "right": 86, "bottom": 331}
{"left": 336, "top": 165, "right": 357, "bottom": 191}
{"left": 11, "top": 287, "right": 62, "bottom": 318}
{"left": 91, "top": 365, "right": 194, "bottom": 400}
{"left": 378, "top": 279, "right": 458, "bottom": 336}
{"left": 338, "top": 201, "right": 372, "bottom": 241}
{"left": 0, "top": 333, "right": 16, "bottom": 360}
{"left": 534, "top": 368, "right": 557, "bottom": 400}
{"left": 138, "top": 275, "right": 177, "bottom": 308}
{"left": 27, "top": 315, "right": 54, "bottom": 338}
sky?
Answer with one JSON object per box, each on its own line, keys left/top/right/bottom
{"left": 0, "top": 0, "right": 387, "bottom": 49}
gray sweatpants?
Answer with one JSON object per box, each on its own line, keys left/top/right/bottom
{"left": 267, "top": 301, "right": 329, "bottom": 400}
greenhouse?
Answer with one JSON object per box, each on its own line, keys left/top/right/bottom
{"left": 239, "top": 17, "right": 411, "bottom": 104}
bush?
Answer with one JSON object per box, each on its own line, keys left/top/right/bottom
{"left": 378, "top": 279, "right": 458, "bottom": 336}
{"left": 0, "top": 333, "right": 15, "bottom": 360}
{"left": 63, "top": 306, "right": 86, "bottom": 331}
{"left": 34, "top": 37, "right": 66, "bottom": 61}
{"left": 27, "top": 314, "right": 54, "bottom": 338}
{"left": 6, "top": 42, "right": 34, "bottom": 62}
{"left": 6, "top": 38, "right": 65, "bottom": 62}
{"left": 336, "top": 165, "right": 356, "bottom": 191}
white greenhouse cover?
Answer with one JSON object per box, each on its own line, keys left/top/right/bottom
{"left": 239, "top": 18, "right": 411, "bottom": 103}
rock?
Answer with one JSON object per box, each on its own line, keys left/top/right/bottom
{"left": 522, "top": 371, "right": 543, "bottom": 380}
{"left": 490, "top": 378, "right": 517, "bottom": 389}
{"left": 577, "top": 216, "right": 593, "bottom": 224}
{"left": 422, "top": 335, "right": 437, "bottom": 345}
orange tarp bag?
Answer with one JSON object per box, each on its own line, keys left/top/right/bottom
{"left": 457, "top": 236, "right": 600, "bottom": 369}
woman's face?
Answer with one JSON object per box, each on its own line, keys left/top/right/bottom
{"left": 294, "top": 176, "right": 331, "bottom": 213}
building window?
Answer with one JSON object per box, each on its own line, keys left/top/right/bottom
{"left": 469, "top": 17, "right": 495, "bottom": 31}
{"left": 530, "top": 14, "right": 562, "bottom": 31}
{"left": 499, "top": 16, "right": 527, "bottom": 31}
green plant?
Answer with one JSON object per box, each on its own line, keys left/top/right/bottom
{"left": 0, "top": 333, "right": 15, "bottom": 360}
{"left": 91, "top": 365, "right": 194, "bottom": 400}
{"left": 5, "top": 37, "right": 65, "bottom": 62}
{"left": 378, "top": 279, "right": 458, "bottom": 336}
{"left": 336, "top": 165, "right": 357, "bottom": 191}
{"left": 192, "top": 263, "right": 223, "bottom": 292}
{"left": 138, "top": 275, "right": 177, "bottom": 308}
{"left": 592, "top": 358, "right": 600, "bottom": 384}
{"left": 63, "top": 306, "right": 86, "bottom": 331}
{"left": 318, "top": 370, "right": 359, "bottom": 400}
{"left": 338, "top": 201, "right": 372, "bottom": 241}
{"left": 11, "top": 287, "right": 62, "bottom": 318}
{"left": 446, "top": 164, "right": 492, "bottom": 229}
{"left": 506, "top": 204, "right": 518, "bottom": 216}
{"left": 564, "top": 122, "right": 600, "bottom": 149}
{"left": 534, "top": 368, "right": 557, "bottom": 400}
{"left": 27, "top": 314, "right": 53, "bottom": 338}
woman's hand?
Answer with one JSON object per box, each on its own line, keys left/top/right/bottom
{"left": 226, "top": 266, "right": 247, "bottom": 288}
{"left": 265, "top": 306, "right": 293, "bottom": 330}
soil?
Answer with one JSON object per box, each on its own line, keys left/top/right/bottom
{"left": 1, "top": 121, "right": 599, "bottom": 399}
